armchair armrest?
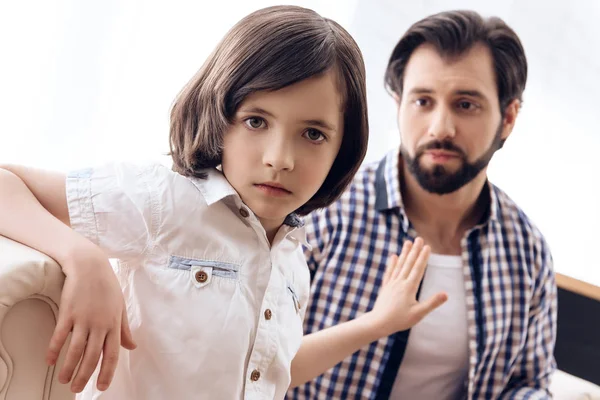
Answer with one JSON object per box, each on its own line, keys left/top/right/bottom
{"left": 0, "top": 235, "right": 74, "bottom": 399}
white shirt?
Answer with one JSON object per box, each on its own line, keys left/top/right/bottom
{"left": 66, "top": 163, "right": 311, "bottom": 400}
{"left": 390, "top": 254, "right": 469, "bottom": 400}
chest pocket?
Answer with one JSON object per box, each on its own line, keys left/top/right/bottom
{"left": 157, "top": 256, "right": 251, "bottom": 364}
{"left": 168, "top": 256, "right": 240, "bottom": 288}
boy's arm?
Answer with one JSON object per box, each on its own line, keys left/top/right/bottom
{"left": 0, "top": 165, "right": 71, "bottom": 255}
{"left": 290, "top": 239, "right": 447, "bottom": 388}
{"left": 0, "top": 165, "right": 135, "bottom": 393}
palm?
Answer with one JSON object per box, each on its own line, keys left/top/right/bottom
{"left": 371, "top": 238, "right": 448, "bottom": 335}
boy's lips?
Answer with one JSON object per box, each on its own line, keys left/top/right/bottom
{"left": 254, "top": 182, "right": 292, "bottom": 196}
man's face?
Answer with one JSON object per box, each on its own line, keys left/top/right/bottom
{"left": 397, "top": 43, "right": 518, "bottom": 194}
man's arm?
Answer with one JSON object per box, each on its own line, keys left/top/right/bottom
{"left": 303, "top": 207, "right": 329, "bottom": 279}
{"left": 499, "top": 243, "right": 557, "bottom": 399}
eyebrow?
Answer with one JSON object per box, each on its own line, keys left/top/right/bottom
{"left": 408, "top": 87, "right": 487, "bottom": 100}
{"left": 239, "top": 106, "right": 337, "bottom": 132}
{"left": 455, "top": 89, "right": 486, "bottom": 99}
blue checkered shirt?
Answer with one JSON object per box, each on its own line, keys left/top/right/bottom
{"left": 288, "top": 148, "right": 557, "bottom": 399}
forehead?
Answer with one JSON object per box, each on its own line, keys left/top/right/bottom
{"left": 240, "top": 70, "right": 344, "bottom": 123}
{"left": 402, "top": 43, "right": 498, "bottom": 100}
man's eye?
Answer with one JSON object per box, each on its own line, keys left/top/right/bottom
{"left": 458, "top": 101, "right": 477, "bottom": 111}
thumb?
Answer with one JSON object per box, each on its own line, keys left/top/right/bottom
{"left": 120, "top": 308, "right": 137, "bottom": 350}
{"left": 413, "top": 292, "right": 448, "bottom": 322}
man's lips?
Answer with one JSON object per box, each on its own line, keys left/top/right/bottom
{"left": 424, "top": 150, "right": 461, "bottom": 161}
{"left": 426, "top": 150, "right": 459, "bottom": 157}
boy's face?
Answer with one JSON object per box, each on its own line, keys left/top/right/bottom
{"left": 221, "top": 70, "right": 344, "bottom": 235}
{"left": 396, "top": 43, "right": 519, "bottom": 194}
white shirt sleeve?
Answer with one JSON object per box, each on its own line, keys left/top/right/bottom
{"left": 66, "top": 162, "right": 166, "bottom": 262}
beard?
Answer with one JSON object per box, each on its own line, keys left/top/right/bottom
{"left": 400, "top": 125, "right": 504, "bottom": 195}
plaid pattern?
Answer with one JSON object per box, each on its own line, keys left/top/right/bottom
{"left": 288, "top": 148, "right": 557, "bottom": 400}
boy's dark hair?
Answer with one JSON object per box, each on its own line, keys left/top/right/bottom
{"left": 170, "top": 5, "right": 368, "bottom": 215}
{"left": 385, "top": 10, "right": 527, "bottom": 114}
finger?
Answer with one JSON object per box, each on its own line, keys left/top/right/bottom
{"left": 407, "top": 244, "right": 431, "bottom": 284}
{"left": 59, "top": 328, "right": 88, "bottom": 385}
{"left": 97, "top": 329, "right": 120, "bottom": 391}
{"left": 71, "top": 331, "right": 106, "bottom": 393}
{"left": 47, "top": 317, "right": 73, "bottom": 366}
{"left": 398, "top": 237, "right": 424, "bottom": 280}
{"left": 382, "top": 254, "right": 398, "bottom": 285}
{"left": 413, "top": 292, "right": 448, "bottom": 322}
{"left": 391, "top": 240, "right": 412, "bottom": 281}
{"left": 120, "top": 307, "right": 137, "bottom": 350}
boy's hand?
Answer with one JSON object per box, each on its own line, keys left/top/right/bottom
{"left": 46, "top": 246, "right": 137, "bottom": 393}
{"left": 368, "top": 237, "right": 448, "bottom": 336}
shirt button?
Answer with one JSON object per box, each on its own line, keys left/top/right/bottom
{"left": 250, "top": 369, "right": 261, "bottom": 382}
{"left": 195, "top": 270, "right": 208, "bottom": 283}
{"left": 239, "top": 207, "right": 249, "bottom": 218}
{"left": 264, "top": 309, "right": 272, "bottom": 320}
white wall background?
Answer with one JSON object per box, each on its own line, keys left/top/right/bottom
{"left": 1, "top": 0, "right": 597, "bottom": 285}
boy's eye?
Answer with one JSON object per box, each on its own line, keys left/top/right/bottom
{"left": 244, "top": 117, "right": 265, "bottom": 129}
{"left": 303, "top": 129, "right": 325, "bottom": 143}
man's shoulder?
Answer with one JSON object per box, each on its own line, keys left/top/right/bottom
{"left": 305, "top": 160, "right": 380, "bottom": 230}
{"left": 491, "top": 183, "right": 550, "bottom": 251}
{"left": 341, "top": 159, "right": 381, "bottom": 198}
{"left": 317, "top": 160, "right": 379, "bottom": 212}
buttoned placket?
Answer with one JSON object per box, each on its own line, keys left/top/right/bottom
{"left": 236, "top": 201, "right": 294, "bottom": 398}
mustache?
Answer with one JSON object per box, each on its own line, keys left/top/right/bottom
{"left": 416, "top": 140, "right": 466, "bottom": 158}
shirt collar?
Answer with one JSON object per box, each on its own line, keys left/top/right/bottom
{"left": 284, "top": 223, "right": 311, "bottom": 250}
{"left": 283, "top": 213, "right": 304, "bottom": 228}
{"left": 374, "top": 147, "right": 501, "bottom": 228}
{"left": 190, "top": 168, "right": 310, "bottom": 244}
{"left": 190, "top": 168, "right": 239, "bottom": 206}
{"left": 374, "top": 148, "right": 411, "bottom": 232}
{"left": 485, "top": 181, "right": 501, "bottom": 224}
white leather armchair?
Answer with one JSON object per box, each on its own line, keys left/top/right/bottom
{"left": 0, "top": 235, "right": 599, "bottom": 399}
{"left": 551, "top": 370, "right": 600, "bottom": 400}
{"left": 0, "top": 235, "right": 74, "bottom": 399}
